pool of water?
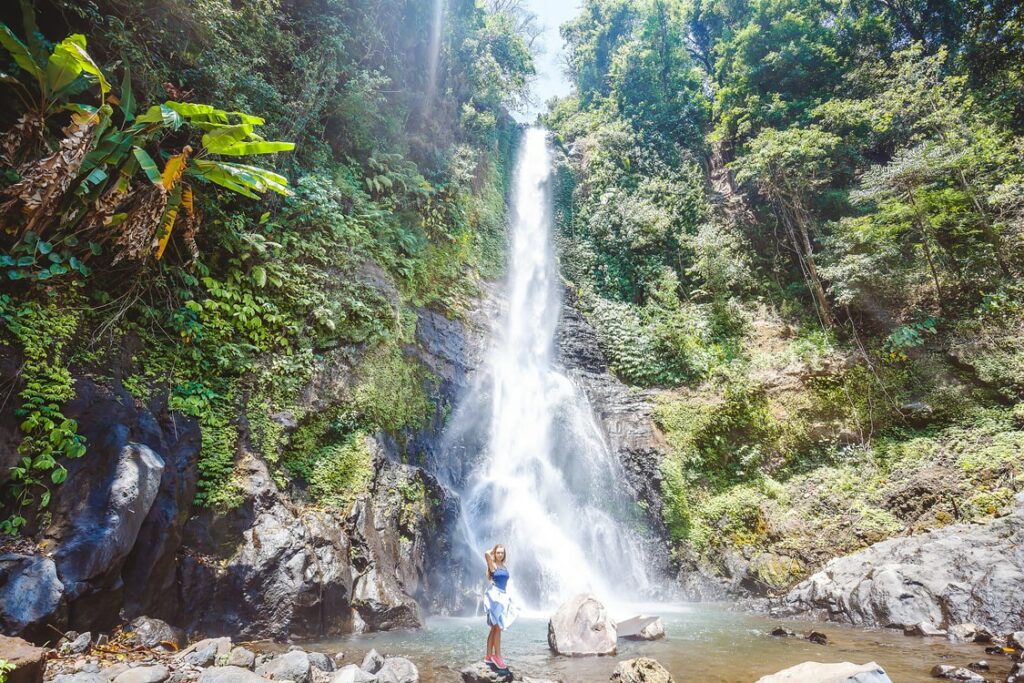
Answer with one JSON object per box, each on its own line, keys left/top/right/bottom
{"left": 303, "top": 603, "right": 1010, "bottom": 682}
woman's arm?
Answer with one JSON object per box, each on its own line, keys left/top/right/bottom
{"left": 484, "top": 549, "right": 495, "bottom": 579}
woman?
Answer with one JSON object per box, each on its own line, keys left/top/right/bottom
{"left": 483, "top": 544, "right": 517, "bottom": 669}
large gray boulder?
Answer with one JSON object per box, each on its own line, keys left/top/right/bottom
{"left": 373, "top": 658, "right": 418, "bottom": 683}
{"left": 256, "top": 651, "right": 311, "bottom": 683}
{"left": 459, "top": 662, "right": 511, "bottom": 683}
{"left": 609, "top": 658, "right": 674, "bottom": 683}
{"left": 755, "top": 661, "right": 892, "bottom": 683}
{"left": 547, "top": 593, "right": 617, "bottom": 656}
{"left": 125, "top": 616, "right": 185, "bottom": 650}
{"left": 779, "top": 494, "right": 1024, "bottom": 632}
{"left": 0, "top": 554, "right": 65, "bottom": 642}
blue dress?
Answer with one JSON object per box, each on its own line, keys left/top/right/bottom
{"left": 483, "top": 566, "right": 518, "bottom": 630}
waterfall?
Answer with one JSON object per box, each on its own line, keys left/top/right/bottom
{"left": 450, "top": 128, "right": 652, "bottom": 610}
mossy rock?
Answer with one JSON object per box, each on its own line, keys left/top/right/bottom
{"left": 749, "top": 552, "right": 805, "bottom": 592}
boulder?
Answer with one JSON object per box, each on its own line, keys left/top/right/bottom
{"left": 307, "top": 653, "right": 335, "bottom": 673}
{"left": 1008, "top": 631, "right": 1024, "bottom": 650}
{"left": 101, "top": 666, "right": 131, "bottom": 681}
{"left": 779, "top": 495, "right": 1024, "bottom": 633}
{"left": 256, "top": 651, "right": 311, "bottom": 683}
{"left": 373, "top": 658, "right": 417, "bottom": 683}
{"left": 547, "top": 594, "right": 617, "bottom": 656}
{"left": 947, "top": 624, "right": 992, "bottom": 643}
{"left": 360, "top": 651, "right": 384, "bottom": 675}
{"left": 929, "top": 665, "right": 984, "bottom": 681}
{"left": 904, "top": 622, "right": 947, "bottom": 637}
{"left": 176, "top": 638, "right": 231, "bottom": 668}
{"left": 755, "top": 661, "right": 892, "bottom": 683}
{"left": 609, "top": 658, "right": 674, "bottom": 683}
{"left": 52, "top": 675, "right": 107, "bottom": 683}
{"left": 459, "top": 662, "right": 511, "bottom": 683}
{"left": 1008, "top": 662, "right": 1024, "bottom": 683}
{"left": 198, "top": 668, "right": 273, "bottom": 683}
{"left": 65, "top": 632, "right": 92, "bottom": 654}
{"left": 329, "top": 665, "right": 376, "bottom": 683}
{"left": 0, "top": 554, "right": 65, "bottom": 642}
{"left": 228, "top": 648, "right": 256, "bottom": 670}
{"left": 617, "top": 616, "right": 664, "bottom": 641}
{"left": 112, "top": 666, "right": 171, "bottom": 683}
{"left": 0, "top": 635, "right": 48, "bottom": 683}
{"left": 126, "top": 616, "right": 185, "bottom": 650}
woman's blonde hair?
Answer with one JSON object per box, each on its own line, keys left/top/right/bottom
{"left": 488, "top": 544, "right": 507, "bottom": 579}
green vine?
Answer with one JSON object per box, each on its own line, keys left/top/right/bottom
{"left": 0, "top": 295, "right": 85, "bottom": 535}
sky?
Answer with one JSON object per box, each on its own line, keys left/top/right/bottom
{"left": 518, "top": 0, "right": 580, "bottom": 120}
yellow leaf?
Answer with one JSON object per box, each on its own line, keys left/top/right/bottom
{"left": 181, "top": 185, "right": 194, "bottom": 219}
{"left": 161, "top": 145, "right": 192, "bottom": 190}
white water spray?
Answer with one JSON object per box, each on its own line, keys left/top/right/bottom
{"left": 457, "top": 128, "right": 652, "bottom": 610}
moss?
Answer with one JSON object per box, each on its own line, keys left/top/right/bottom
{"left": 308, "top": 432, "right": 374, "bottom": 512}
{"left": 353, "top": 341, "right": 434, "bottom": 434}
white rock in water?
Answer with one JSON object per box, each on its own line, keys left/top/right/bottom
{"left": 610, "top": 657, "right": 674, "bottom": 683}
{"left": 374, "top": 656, "right": 418, "bottom": 683}
{"left": 330, "top": 665, "right": 376, "bottom": 683}
{"left": 547, "top": 593, "right": 617, "bottom": 656}
{"left": 756, "top": 661, "right": 893, "bottom": 683}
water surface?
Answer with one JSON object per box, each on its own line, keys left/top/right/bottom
{"left": 308, "top": 604, "right": 1010, "bottom": 682}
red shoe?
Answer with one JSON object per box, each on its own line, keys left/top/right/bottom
{"left": 493, "top": 656, "right": 507, "bottom": 669}
{"left": 484, "top": 655, "right": 495, "bottom": 665}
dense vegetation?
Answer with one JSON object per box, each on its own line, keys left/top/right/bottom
{"left": 0, "top": 0, "right": 533, "bottom": 533}
{"left": 544, "top": 0, "right": 1024, "bottom": 590}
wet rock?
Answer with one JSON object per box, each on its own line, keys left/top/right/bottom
{"left": 905, "top": 622, "right": 948, "bottom": 637}
{"left": 547, "top": 593, "right": 617, "bottom": 656}
{"left": 112, "top": 666, "right": 170, "bottom": 683}
{"left": 929, "top": 664, "right": 985, "bottom": 681}
{"left": 779, "top": 495, "right": 1024, "bottom": 633}
{"left": 1008, "top": 632, "right": 1024, "bottom": 650}
{"left": 360, "top": 649, "right": 384, "bottom": 674}
{"left": 329, "top": 665, "right": 376, "bottom": 683}
{"left": 126, "top": 617, "right": 185, "bottom": 650}
{"left": 805, "top": 631, "right": 829, "bottom": 645}
{"left": 1008, "top": 662, "right": 1024, "bottom": 683}
{"left": 967, "top": 661, "right": 989, "bottom": 672}
{"left": 619, "top": 616, "right": 664, "bottom": 641}
{"left": 770, "top": 627, "right": 796, "bottom": 637}
{"left": 228, "top": 648, "right": 256, "bottom": 670}
{"left": 0, "top": 554, "right": 65, "bottom": 642}
{"left": 755, "top": 661, "right": 893, "bottom": 682}
{"left": 609, "top": 657, "right": 674, "bottom": 683}
{"left": 0, "top": 635, "right": 48, "bottom": 683}
{"left": 197, "top": 667, "right": 273, "bottom": 683}
{"left": 256, "top": 651, "right": 311, "bottom": 683}
{"left": 373, "top": 658, "right": 417, "bottom": 683}
{"left": 947, "top": 624, "right": 992, "bottom": 643}
{"left": 459, "top": 662, "right": 511, "bottom": 683}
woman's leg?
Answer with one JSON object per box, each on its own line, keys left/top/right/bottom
{"left": 495, "top": 626, "right": 502, "bottom": 660}
{"left": 486, "top": 625, "right": 494, "bottom": 657}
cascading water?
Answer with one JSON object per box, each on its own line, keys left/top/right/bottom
{"left": 450, "top": 127, "right": 652, "bottom": 610}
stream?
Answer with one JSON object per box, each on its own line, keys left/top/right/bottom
{"left": 303, "top": 604, "right": 1011, "bottom": 682}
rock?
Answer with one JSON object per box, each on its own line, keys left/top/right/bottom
{"left": 770, "top": 627, "right": 796, "bottom": 637}
{"left": 308, "top": 652, "right": 335, "bottom": 673}
{"left": 0, "top": 554, "right": 65, "bottom": 642}
{"left": 609, "top": 657, "right": 674, "bottom": 683}
{"left": 126, "top": 617, "right": 185, "bottom": 650}
{"left": 619, "top": 616, "right": 665, "bottom": 641}
{"left": 947, "top": 624, "right": 992, "bottom": 643}
{"left": 905, "top": 622, "right": 948, "bottom": 637}
{"left": 755, "top": 661, "right": 893, "bottom": 682}
{"left": 101, "top": 666, "right": 131, "bottom": 681}
{"left": 779, "top": 496, "right": 1024, "bottom": 633}
{"left": 1008, "top": 631, "right": 1024, "bottom": 650}
{"left": 459, "top": 662, "right": 511, "bottom": 683}
{"left": 112, "top": 666, "right": 171, "bottom": 683}
{"left": 52, "top": 675, "right": 107, "bottom": 683}
{"left": 805, "top": 631, "right": 829, "bottom": 645}
{"left": 66, "top": 632, "right": 92, "bottom": 654}
{"left": 96, "top": 635, "right": 109, "bottom": 647}
{"left": 547, "top": 593, "right": 617, "bottom": 656}
{"left": 360, "top": 651, "right": 384, "bottom": 675}
{"left": 256, "top": 651, "right": 311, "bottom": 683}
{"left": 329, "top": 665, "right": 376, "bottom": 683}
{"left": 228, "top": 648, "right": 256, "bottom": 670}
{"left": 77, "top": 662, "right": 101, "bottom": 674}
{"left": 175, "top": 637, "right": 231, "bottom": 668}
{"left": 198, "top": 667, "right": 274, "bottom": 683}
{"left": 966, "top": 661, "right": 988, "bottom": 672}
{"left": 373, "top": 658, "right": 417, "bottom": 683}
{"left": 929, "top": 665, "right": 985, "bottom": 681}
{"left": 1009, "top": 662, "right": 1024, "bottom": 683}
{"left": 636, "top": 618, "right": 665, "bottom": 641}
{"left": 0, "top": 635, "right": 48, "bottom": 683}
